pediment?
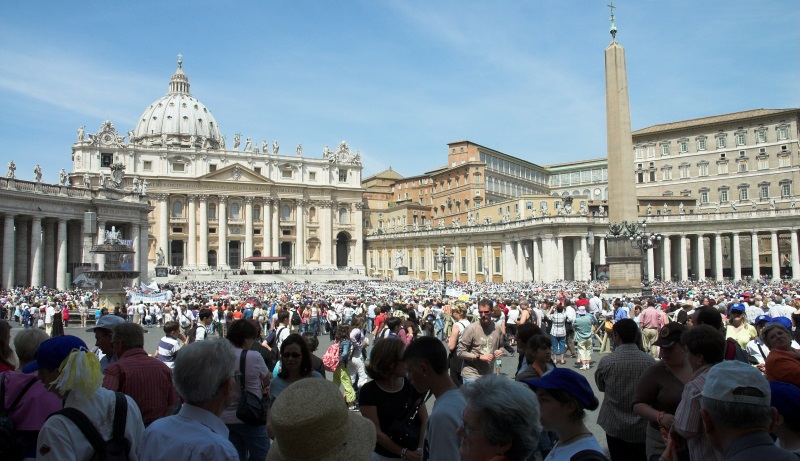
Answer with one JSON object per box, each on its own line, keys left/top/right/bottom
{"left": 198, "top": 163, "right": 273, "bottom": 184}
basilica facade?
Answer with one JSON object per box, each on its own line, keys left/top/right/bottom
{"left": 69, "top": 59, "right": 365, "bottom": 272}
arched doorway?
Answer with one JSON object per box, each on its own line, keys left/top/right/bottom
{"left": 252, "top": 250, "right": 261, "bottom": 270}
{"left": 170, "top": 240, "right": 184, "bottom": 267}
{"left": 280, "top": 242, "right": 292, "bottom": 267}
{"left": 229, "top": 241, "right": 240, "bottom": 269}
{"left": 336, "top": 232, "right": 350, "bottom": 268}
{"left": 208, "top": 250, "right": 217, "bottom": 268}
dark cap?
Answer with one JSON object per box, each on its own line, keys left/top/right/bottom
{"left": 523, "top": 368, "right": 595, "bottom": 409}
{"left": 654, "top": 322, "right": 686, "bottom": 348}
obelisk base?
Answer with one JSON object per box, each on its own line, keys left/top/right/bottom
{"left": 606, "top": 239, "right": 642, "bottom": 295}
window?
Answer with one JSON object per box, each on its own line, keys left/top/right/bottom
{"left": 781, "top": 182, "right": 792, "bottom": 197}
{"left": 661, "top": 143, "right": 670, "bottom": 156}
{"left": 700, "top": 190, "right": 709, "bottom": 204}
{"left": 172, "top": 162, "right": 184, "bottom": 172}
{"left": 254, "top": 206, "right": 261, "bottom": 221}
{"left": 717, "top": 161, "right": 729, "bottom": 175}
{"left": 494, "top": 255, "right": 501, "bottom": 273}
{"left": 254, "top": 167, "right": 261, "bottom": 175}
{"left": 679, "top": 140, "right": 688, "bottom": 153}
{"left": 759, "top": 184, "right": 769, "bottom": 199}
{"left": 647, "top": 144, "right": 655, "bottom": 158}
{"left": 171, "top": 201, "right": 183, "bottom": 218}
{"left": 636, "top": 171, "right": 644, "bottom": 184}
{"left": 209, "top": 164, "right": 216, "bottom": 172}
{"left": 720, "top": 188, "right": 729, "bottom": 203}
{"left": 735, "top": 132, "right": 746, "bottom": 146}
{"left": 738, "top": 161, "right": 748, "bottom": 173}
{"left": 476, "top": 256, "right": 483, "bottom": 273}
{"left": 758, "top": 157, "right": 769, "bottom": 170}
{"left": 281, "top": 169, "right": 292, "bottom": 179}
{"left": 697, "top": 138, "right": 707, "bottom": 151}
{"left": 281, "top": 205, "right": 291, "bottom": 221}
{"left": 229, "top": 203, "right": 240, "bottom": 220}
{"left": 526, "top": 201, "right": 533, "bottom": 210}
{"left": 208, "top": 203, "right": 217, "bottom": 219}
{"left": 339, "top": 208, "right": 348, "bottom": 224}
{"left": 421, "top": 256, "right": 425, "bottom": 270}
{"left": 679, "top": 164, "right": 690, "bottom": 179}
{"left": 461, "top": 256, "right": 466, "bottom": 272}
{"left": 698, "top": 162, "right": 709, "bottom": 177}
{"left": 143, "top": 160, "right": 152, "bottom": 171}
{"left": 635, "top": 146, "right": 643, "bottom": 159}
{"left": 649, "top": 171, "right": 656, "bottom": 182}
{"left": 756, "top": 130, "right": 766, "bottom": 143}
{"left": 662, "top": 167, "right": 673, "bottom": 180}
{"left": 739, "top": 187, "right": 749, "bottom": 201}
{"left": 101, "top": 153, "right": 113, "bottom": 167}
{"left": 777, "top": 125, "right": 789, "bottom": 140}
{"left": 717, "top": 136, "right": 726, "bottom": 149}
{"left": 779, "top": 154, "right": 791, "bottom": 168}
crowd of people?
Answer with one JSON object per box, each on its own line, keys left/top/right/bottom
{"left": 1, "top": 276, "right": 800, "bottom": 460}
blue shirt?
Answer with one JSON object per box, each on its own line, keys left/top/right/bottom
{"left": 615, "top": 308, "right": 629, "bottom": 322}
{"left": 140, "top": 404, "right": 239, "bottom": 461}
{"left": 243, "top": 308, "right": 254, "bottom": 319}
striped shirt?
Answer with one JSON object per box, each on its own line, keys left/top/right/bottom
{"left": 157, "top": 336, "right": 182, "bottom": 369}
{"left": 673, "top": 364, "right": 721, "bottom": 461}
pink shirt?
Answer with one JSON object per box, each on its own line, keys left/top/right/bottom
{"left": 638, "top": 307, "right": 663, "bottom": 329}
{"left": 1, "top": 371, "right": 62, "bottom": 431}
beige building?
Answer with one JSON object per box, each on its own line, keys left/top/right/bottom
{"left": 70, "top": 59, "right": 365, "bottom": 272}
{"left": 364, "top": 108, "right": 800, "bottom": 282}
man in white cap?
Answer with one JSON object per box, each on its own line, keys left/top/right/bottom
{"left": 86, "top": 314, "right": 126, "bottom": 372}
{"left": 699, "top": 360, "right": 797, "bottom": 460}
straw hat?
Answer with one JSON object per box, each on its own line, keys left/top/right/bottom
{"left": 266, "top": 378, "right": 375, "bottom": 461}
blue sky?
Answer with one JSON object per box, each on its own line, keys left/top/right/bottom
{"left": 1, "top": 1, "right": 797, "bottom": 183}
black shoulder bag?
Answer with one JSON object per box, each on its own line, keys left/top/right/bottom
{"left": 235, "top": 350, "right": 268, "bottom": 425}
{"left": 387, "top": 388, "right": 431, "bottom": 450}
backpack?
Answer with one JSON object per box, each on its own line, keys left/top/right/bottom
{"left": 187, "top": 325, "right": 205, "bottom": 344}
{"left": 724, "top": 337, "right": 750, "bottom": 364}
{"left": 322, "top": 341, "right": 341, "bottom": 372}
{"left": 291, "top": 310, "right": 302, "bottom": 326}
{"left": 0, "top": 374, "right": 38, "bottom": 461}
{"left": 50, "top": 392, "right": 130, "bottom": 461}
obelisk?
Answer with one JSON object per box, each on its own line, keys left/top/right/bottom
{"left": 605, "top": 3, "right": 642, "bottom": 293}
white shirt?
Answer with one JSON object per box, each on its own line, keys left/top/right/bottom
{"left": 45, "top": 305, "right": 55, "bottom": 323}
{"left": 589, "top": 296, "right": 603, "bottom": 313}
{"left": 140, "top": 404, "right": 238, "bottom": 461}
{"left": 37, "top": 388, "right": 144, "bottom": 460}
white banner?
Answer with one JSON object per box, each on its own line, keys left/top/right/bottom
{"left": 129, "top": 290, "right": 173, "bottom": 304}
{"left": 445, "top": 288, "right": 463, "bottom": 298}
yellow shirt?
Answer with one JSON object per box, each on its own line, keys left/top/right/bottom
{"left": 726, "top": 323, "right": 757, "bottom": 348}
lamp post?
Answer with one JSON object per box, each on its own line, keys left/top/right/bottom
{"left": 435, "top": 244, "right": 454, "bottom": 298}
{"left": 606, "top": 219, "right": 662, "bottom": 294}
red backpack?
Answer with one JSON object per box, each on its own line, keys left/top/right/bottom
{"left": 322, "top": 341, "right": 341, "bottom": 372}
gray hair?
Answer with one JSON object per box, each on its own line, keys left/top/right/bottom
{"left": 173, "top": 338, "right": 235, "bottom": 405}
{"left": 462, "top": 375, "right": 541, "bottom": 461}
{"left": 13, "top": 328, "right": 49, "bottom": 367}
{"left": 700, "top": 395, "right": 772, "bottom": 430}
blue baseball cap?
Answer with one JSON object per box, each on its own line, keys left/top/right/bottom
{"left": 755, "top": 315, "right": 772, "bottom": 325}
{"left": 22, "top": 335, "right": 89, "bottom": 373}
{"left": 728, "top": 303, "right": 746, "bottom": 314}
{"left": 523, "top": 368, "right": 596, "bottom": 409}
{"left": 772, "top": 316, "right": 793, "bottom": 330}
{"left": 770, "top": 381, "right": 800, "bottom": 423}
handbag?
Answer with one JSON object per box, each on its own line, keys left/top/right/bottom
{"left": 387, "top": 388, "right": 430, "bottom": 450}
{"left": 235, "top": 351, "right": 268, "bottom": 425}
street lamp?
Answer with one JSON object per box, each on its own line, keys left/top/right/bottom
{"left": 435, "top": 244, "right": 454, "bottom": 298}
{"left": 606, "top": 219, "right": 662, "bottom": 294}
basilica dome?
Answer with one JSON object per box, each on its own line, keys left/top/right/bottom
{"left": 133, "top": 57, "right": 223, "bottom": 149}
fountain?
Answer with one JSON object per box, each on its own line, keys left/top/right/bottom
{"left": 84, "top": 226, "right": 140, "bottom": 310}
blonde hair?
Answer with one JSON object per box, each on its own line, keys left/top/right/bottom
{"left": 52, "top": 349, "right": 102, "bottom": 400}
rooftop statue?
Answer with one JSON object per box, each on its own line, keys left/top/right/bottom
{"left": 34, "top": 164, "right": 42, "bottom": 183}
{"left": 6, "top": 160, "right": 15, "bottom": 179}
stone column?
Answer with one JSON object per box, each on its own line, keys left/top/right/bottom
{"left": 55, "top": 220, "right": 68, "bottom": 289}
{"left": 96, "top": 219, "right": 106, "bottom": 270}
{"left": 43, "top": 221, "right": 55, "bottom": 288}
{"left": 354, "top": 203, "right": 364, "bottom": 268}
{"left": 218, "top": 196, "right": 228, "bottom": 269}
{"left": 696, "top": 234, "right": 705, "bottom": 281}
{"left": 139, "top": 223, "right": 149, "bottom": 283}
{"left": 187, "top": 195, "right": 197, "bottom": 268}
{"left": 532, "top": 238, "right": 541, "bottom": 282}
{"left": 244, "top": 197, "right": 253, "bottom": 270}
{"left": 30, "top": 216, "right": 42, "bottom": 287}
{"left": 272, "top": 201, "right": 280, "bottom": 260}
{"left": 263, "top": 198, "right": 272, "bottom": 257}
{"left": 661, "top": 235, "right": 671, "bottom": 282}
{"left": 158, "top": 194, "right": 169, "bottom": 265}
{"left": 502, "top": 241, "right": 514, "bottom": 282}
{"left": 580, "top": 236, "right": 589, "bottom": 281}
{"left": 646, "top": 246, "right": 655, "bottom": 282}
{"left": 198, "top": 195, "right": 208, "bottom": 268}
{"left": 714, "top": 233, "right": 724, "bottom": 281}
{"left": 14, "top": 220, "right": 28, "bottom": 286}
{"left": 751, "top": 232, "right": 761, "bottom": 279}
{"left": 517, "top": 240, "right": 527, "bottom": 281}
{"left": 732, "top": 233, "right": 742, "bottom": 281}
{"left": 680, "top": 234, "right": 689, "bottom": 281}
{"left": 556, "top": 236, "right": 565, "bottom": 280}
{"left": 295, "top": 200, "right": 305, "bottom": 267}
{"left": 2, "top": 215, "right": 14, "bottom": 289}
{"left": 540, "top": 236, "right": 552, "bottom": 282}
{"left": 599, "top": 237, "right": 607, "bottom": 265}
{"left": 771, "top": 231, "right": 780, "bottom": 280}
{"left": 131, "top": 223, "right": 140, "bottom": 286}
{"left": 791, "top": 230, "right": 800, "bottom": 281}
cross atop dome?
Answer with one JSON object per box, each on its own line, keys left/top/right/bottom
{"left": 169, "top": 54, "right": 190, "bottom": 94}
{"left": 178, "top": 53, "right": 182, "bottom": 69}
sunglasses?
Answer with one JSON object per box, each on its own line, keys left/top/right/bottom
{"left": 282, "top": 352, "right": 302, "bottom": 358}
